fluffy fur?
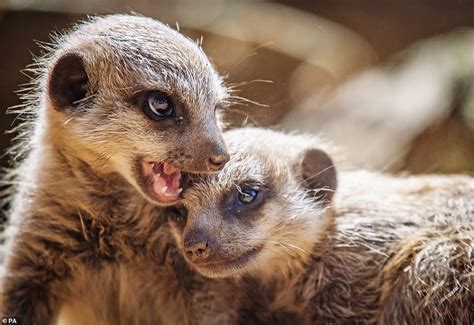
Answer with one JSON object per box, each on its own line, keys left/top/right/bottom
{"left": 170, "top": 128, "right": 474, "bottom": 324}
{"left": 1, "top": 14, "right": 231, "bottom": 324}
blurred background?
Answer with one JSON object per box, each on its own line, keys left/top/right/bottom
{"left": 1, "top": 0, "right": 474, "bottom": 176}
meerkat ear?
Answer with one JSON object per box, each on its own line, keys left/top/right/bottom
{"left": 48, "top": 52, "right": 89, "bottom": 109}
{"left": 300, "top": 148, "right": 337, "bottom": 205}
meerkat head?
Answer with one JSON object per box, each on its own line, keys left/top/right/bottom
{"left": 41, "top": 14, "right": 229, "bottom": 205}
{"left": 167, "top": 128, "right": 337, "bottom": 279}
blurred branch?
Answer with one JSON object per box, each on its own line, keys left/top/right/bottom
{"left": 280, "top": 29, "right": 474, "bottom": 174}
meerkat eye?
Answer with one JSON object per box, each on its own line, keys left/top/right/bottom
{"left": 144, "top": 91, "right": 175, "bottom": 120}
{"left": 237, "top": 188, "right": 259, "bottom": 205}
{"left": 224, "top": 183, "right": 268, "bottom": 215}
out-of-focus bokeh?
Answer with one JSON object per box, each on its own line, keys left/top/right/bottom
{"left": 1, "top": 0, "right": 474, "bottom": 174}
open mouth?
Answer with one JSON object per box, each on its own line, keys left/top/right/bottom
{"left": 141, "top": 160, "right": 188, "bottom": 203}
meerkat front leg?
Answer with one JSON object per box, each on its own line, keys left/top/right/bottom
{"left": 1, "top": 233, "right": 70, "bottom": 324}
{"left": 2, "top": 270, "right": 56, "bottom": 324}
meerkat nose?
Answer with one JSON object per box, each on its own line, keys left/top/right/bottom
{"left": 207, "top": 146, "right": 230, "bottom": 171}
{"left": 185, "top": 241, "right": 209, "bottom": 261}
{"left": 184, "top": 230, "right": 212, "bottom": 262}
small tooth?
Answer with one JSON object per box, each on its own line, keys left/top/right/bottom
{"left": 177, "top": 188, "right": 183, "bottom": 194}
{"left": 161, "top": 186, "right": 168, "bottom": 194}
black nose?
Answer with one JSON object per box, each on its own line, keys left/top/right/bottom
{"left": 207, "top": 146, "right": 230, "bottom": 171}
{"left": 184, "top": 233, "right": 211, "bottom": 263}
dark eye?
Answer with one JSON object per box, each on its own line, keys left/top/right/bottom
{"left": 237, "top": 188, "right": 258, "bottom": 205}
{"left": 144, "top": 91, "right": 175, "bottom": 120}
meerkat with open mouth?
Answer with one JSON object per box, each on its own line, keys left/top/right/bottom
{"left": 169, "top": 128, "right": 473, "bottom": 324}
{"left": 1, "top": 14, "right": 231, "bottom": 324}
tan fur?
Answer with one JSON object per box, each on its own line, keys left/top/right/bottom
{"left": 171, "top": 128, "right": 474, "bottom": 324}
{"left": 1, "top": 14, "right": 231, "bottom": 324}
{"left": 380, "top": 228, "right": 474, "bottom": 324}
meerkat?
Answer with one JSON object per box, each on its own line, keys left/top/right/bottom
{"left": 168, "top": 127, "right": 474, "bottom": 324}
{"left": 0, "top": 14, "right": 232, "bottom": 324}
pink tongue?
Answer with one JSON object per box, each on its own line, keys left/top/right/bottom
{"left": 152, "top": 163, "right": 182, "bottom": 200}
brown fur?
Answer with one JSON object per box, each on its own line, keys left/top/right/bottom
{"left": 1, "top": 14, "right": 232, "bottom": 324}
{"left": 170, "top": 128, "right": 474, "bottom": 324}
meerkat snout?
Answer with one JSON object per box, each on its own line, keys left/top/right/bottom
{"left": 183, "top": 230, "right": 211, "bottom": 263}
{"left": 207, "top": 145, "right": 230, "bottom": 171}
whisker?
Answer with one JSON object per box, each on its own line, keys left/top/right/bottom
{"left": 230, "top": 41, "right": 275, "bottom": 72}
{"left": 300, "top": 164, "right": 337, "bottom": 183}
{"left": 228, "top": 79, "right": 274, "bottom": 90}
{"left": 248, "top": 238, "right": 310, "bottom": 257}
{"left": 227, "top": 95, "right": 269, "bottom": 108}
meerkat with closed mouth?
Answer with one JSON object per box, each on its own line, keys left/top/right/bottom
{"left": 168, "top": 128, "right": 474, "bottom": 324}
{"left": 1, "top": 14, "right": 232, "bottom": 324}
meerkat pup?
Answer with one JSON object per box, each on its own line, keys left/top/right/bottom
{"left": 168, "top": 128, "right": 474, "bottom": 324}
{"left": 1, "top": 14, "right": 231, "bottom": 324}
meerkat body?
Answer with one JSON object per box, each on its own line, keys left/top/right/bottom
{"left": 1, "top": 14, "right": 231, "bottom": 324}
{"left": 168, "top": 128, "right": 473, "bottom": 324}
